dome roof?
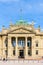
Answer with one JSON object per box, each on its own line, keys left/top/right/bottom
{"left": 15, "top": 20, "right": 28, "bottom": 25}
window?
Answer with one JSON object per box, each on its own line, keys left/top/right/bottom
{"left": 36, "top": 50, "right": 38, "bottom": 55}
{"left": 12, "top": 38, "right": 16, "bottom": 47}
{"left": 5, "top": 40, "right": 8, "bottom": 47}
{"left": 5, "top": 50, "right": 7, "bottom": 55}
{"left": 18, "top": 40, "right": 25, "bottom": 47}
{"left": 35, "top": 40, "right": 38, "bottom": 47}
{"left": 13, "top": 50, "right": 15, "bottom": 55}
{"left": 28, "top": 50, "right": 31, "bottom": 56}
{"left": 27, "top": 41, "right": 31, "bottom": 47}
{"left": 12, "top": 41, "right": 16, "bottom": 47}
{"left": 36, "top": 43, "right": 38, "bottom": 47}
{"left": 5, "top": 43, "right": 7, "bottom": 47}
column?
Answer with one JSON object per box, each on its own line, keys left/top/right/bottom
{"left": 16, "top": 37, "right": 18, "bottom": 59}
{"left": 8, "top": 36, "right": 12, "bottom": 47}
{"left": 25, "top": 37, "right": 28, "bottom": 59}
{"left": 8, "top": 36, "right": 12, "bottom": 59}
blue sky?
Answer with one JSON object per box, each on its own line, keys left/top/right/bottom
{"left": 0, "top": 0, "right": 43, "bottom": 30}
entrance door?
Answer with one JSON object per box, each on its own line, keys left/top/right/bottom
{"left": 19, "top": 50, "right": 24, "bottom": 58}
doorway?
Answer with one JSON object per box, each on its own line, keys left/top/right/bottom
{"left": 19, "top": 50, "right": 24, "bottom": 58}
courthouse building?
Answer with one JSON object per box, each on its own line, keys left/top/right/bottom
{"left": 0, "top": 20, "right": 43, "bottom": 60}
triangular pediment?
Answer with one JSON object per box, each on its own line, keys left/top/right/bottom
{"left": 8, "top": 27, "right": 36, "bottom": 34}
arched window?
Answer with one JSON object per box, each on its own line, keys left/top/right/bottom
{"left": 27, "top": 41, "right": 31, "bottom": 47}
{"left": 12, "top": 37, "right": 16, "bottom": 47}
{"left": 18, "top": 40, "right": 25, "bottom": 47}
{"left": 27, "top": 37, "right": 31, "bottom": 48}
{"left": 12, "top": 40, "right": 16, "bottom": 47}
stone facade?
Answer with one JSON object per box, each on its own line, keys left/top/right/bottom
{"left": 0, "top": 20, "right": 43, "bottom": 60}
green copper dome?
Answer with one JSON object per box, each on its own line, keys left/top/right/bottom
{"left": 15, "top": 20, "right": 28, "bottom": 25}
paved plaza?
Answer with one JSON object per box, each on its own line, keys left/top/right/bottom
{"left": 0, "top": 60, "right": 43, "bottom": 65}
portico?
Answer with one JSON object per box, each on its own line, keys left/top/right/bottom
{"left": 8, "top": 35, "right": 32, "bottom": 59}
